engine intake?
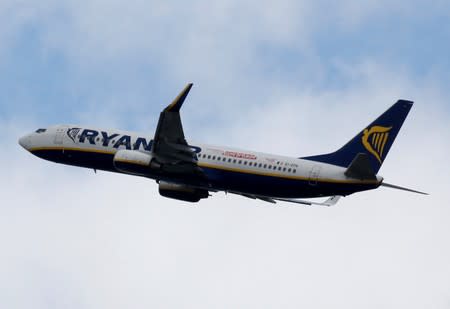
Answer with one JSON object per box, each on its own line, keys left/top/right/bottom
{"left": 159, "top": 182, "right": 208, "bottom": 203}
{"left": 113, "top": 150, "right": 155, "bottom": 176}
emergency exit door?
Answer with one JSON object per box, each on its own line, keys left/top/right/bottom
{"left": 54, "top": 127, "right": 65, "bottom": 145}
{"left": 309, "top": 165, "right": 321, "bottom": 186}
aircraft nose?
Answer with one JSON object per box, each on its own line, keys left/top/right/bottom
{"left": 18, "top": 135, "right": 32, "bottom": 150}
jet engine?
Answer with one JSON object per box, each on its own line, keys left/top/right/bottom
{"left": 158, "top": 181, "right": 208, "bottom": 203}
{"left": 113, "top": 149, "right": 160, "bottom": 176}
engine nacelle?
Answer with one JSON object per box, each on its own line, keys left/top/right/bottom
{"left": 113, "top": 149, "right": 157, "bottom": 176}
{"left": 158, "top": 182, "right": 208, "bottom": 203}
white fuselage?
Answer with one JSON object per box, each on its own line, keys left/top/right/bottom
{"left": 19, "top": 125, "right": 382, "bottom": 199}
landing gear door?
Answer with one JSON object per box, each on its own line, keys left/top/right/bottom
{"left": 309, "top": 165, "right": 321, "bottom": 186}
{"left": 54, "top": 127, "right": 65, "bottom": 145}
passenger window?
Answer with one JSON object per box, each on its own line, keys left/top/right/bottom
{"left": 288, "top": 168, "right": 291, "bottom": 172}
{"left": 238, "top": 160, "right": 242, "bottom": 164}
{"left": 223, "top": 157, "right": 226, "bottom": 162}
{"left": 278, "top": 166, "right": 282, "bottom": 171}
{"left": 244, "top": 161, "right": 247, "bottom": 165}
{"left": 283, "top": 167, "right": 286, "bottom": 171}
{"left": 212, "top": 156, "right": 216, "bottom": 160}
{"left": 207, "top": 155, "right": 211, "bottom": 159}
{"left": 233, "top": 159, "right": 237, "bottom": 163}
{"left": 263, "top": 164, "right": 267, "bottom": 168}
{"left": 228, "top": 158, "right": 232, "bottom": 163}
{"left": 293, "top": 169, "right": 296, "bottom": 173}
{"left": 268, "top": 165, "right": 272, "bottom": 169}
{"left": 258, "top": 163, "right": 262, "bottom": 168}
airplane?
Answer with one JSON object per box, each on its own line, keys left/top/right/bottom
{"left": 18, "top": 83, "right": 427, "bottom": 206}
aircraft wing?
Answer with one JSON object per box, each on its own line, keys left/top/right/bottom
{"left": 151, "top": 83, "right": 200, "bottom": 173}
{"left": 230, "top": 191, "right": 342, "bottom": 206}
{"left": 275, "top": 195, "right": 341, "bottom": 206}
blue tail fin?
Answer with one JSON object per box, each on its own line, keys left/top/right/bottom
{"left": 302, "top": 100, "right": 413, "bottom": 174}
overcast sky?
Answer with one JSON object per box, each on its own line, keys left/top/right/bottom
{"left": 1, "top": 1, "right": 450, "bottom": 308}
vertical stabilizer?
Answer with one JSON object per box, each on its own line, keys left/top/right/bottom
{"left": 302, "top": 100, "right": 413, "bottom": 174}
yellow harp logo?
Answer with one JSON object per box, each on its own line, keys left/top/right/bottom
{"left": 362, "top": 126, "right": 392, "bottom": 163}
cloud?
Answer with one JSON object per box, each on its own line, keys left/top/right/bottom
{"left": 2, "top": 1, "right": 450, "bottom": 308}
{"left": 4, "top": 62, "right": 450, "bottom": 308}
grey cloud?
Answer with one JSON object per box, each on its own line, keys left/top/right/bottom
{"left": 3, "top": 64, "right": 450, "bottom": 308}
{"left": 2, "top": 1, "right": 450, "bottom": 308}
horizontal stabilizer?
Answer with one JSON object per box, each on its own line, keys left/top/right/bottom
{"left": 381, "top": 182, "right": 428, "bottom": 195}
{"left": 345, "top": 153, "right": 376, "bottom": 180}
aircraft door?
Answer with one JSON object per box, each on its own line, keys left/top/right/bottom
{"left": 54, "top": 127, "right": 65, "bottom": 145}
{"left": 308, "top": 165, "right": 321, "bottom": 186}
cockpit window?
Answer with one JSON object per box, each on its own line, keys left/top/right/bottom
{"left": 35, "top": 128, "right": 46, "bottom": 133}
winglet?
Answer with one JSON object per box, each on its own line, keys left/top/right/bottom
{"left": 322, "top": 195, "right": 341, "bottom": 206}
{"left": 164, "top": 83, "right": 193, "bottom": 112}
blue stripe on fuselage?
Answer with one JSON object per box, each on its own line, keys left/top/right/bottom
{"left": 29, "top": 148, "right": 378, "bottom": 198}
{"left": 199, "top": 165, "right": 377, "bottom": 198}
